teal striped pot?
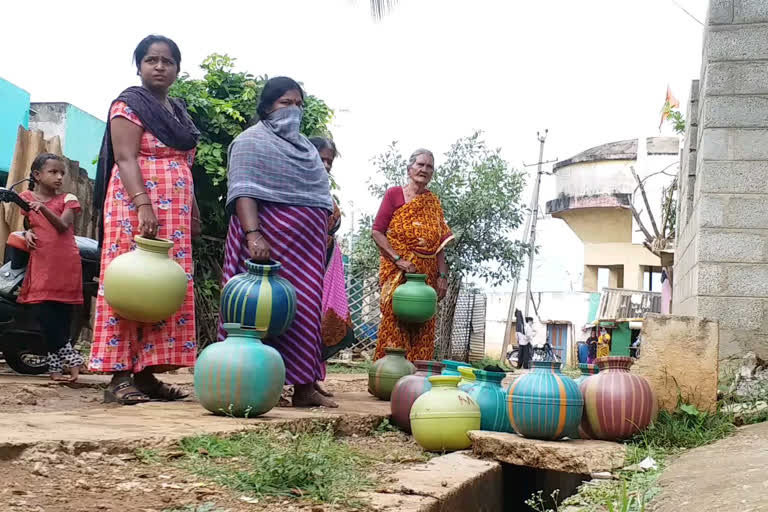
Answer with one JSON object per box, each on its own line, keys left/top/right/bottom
{"left": 575, "top": 363, "right": 599, "bottom": 385}
{"left": 467, "top": 370, "right": 514, "bottom": 433}
{"left": 507, "top": 361, "right": 584, "bottom": 440}
{"left": 220, "top": 260, "right": 296, "bottom": 338}
{"left": 194, "top": 323, "right": 285, "bottom": 417}
{"left": 441, "top": 360, "right": 466, "bottom": 377}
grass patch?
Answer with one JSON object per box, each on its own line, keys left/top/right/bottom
{"left": 327, "top": 360, "right": 372, "bottom": 374}
{"left": 135, "top": 448, "right": 161, "bottom": 464}
{"left": 178, "top": 428, "right": 374, "bottom": 506}
{"left": 632, "top": 405, "right": 735, "bottom": 453}
{"left": 470, "top": 355, "right": 512, "bottom": 371}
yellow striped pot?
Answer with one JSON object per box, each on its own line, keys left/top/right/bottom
{"left": 219, "top": 260, "right": 296, "bottom": 337}
{"left": 507, "top": 360, "right": 584, "bottom": 440}
{"left": 194, "top": 323, "right": 285, "bottom": 417}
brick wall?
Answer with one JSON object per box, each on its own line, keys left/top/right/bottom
{"left": 673, "top": 0, "right": 768, "bottom": 358}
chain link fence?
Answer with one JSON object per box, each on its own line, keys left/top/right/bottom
{"left": 344, "top": 259, "right": 486, "bottom": 362}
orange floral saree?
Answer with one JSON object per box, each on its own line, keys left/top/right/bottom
{"left": 374, "top": 191, "right": 453, "bottom": 361}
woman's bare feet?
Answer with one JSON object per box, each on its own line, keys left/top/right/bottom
{"left": 314, "top": 381, "right": 334, "bottom": 397}
{"left": 50, "top": 372, "right": 71, "bottom": 382}
{"left": 293, "top": 383, "right": 338, "bottom": 408}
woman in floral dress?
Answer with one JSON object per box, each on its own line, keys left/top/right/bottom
{"left": 91, "top": 35, "right": 200, "bottom": 405}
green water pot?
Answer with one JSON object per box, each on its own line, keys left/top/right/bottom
{"left": 392, "top": 273, "right": 437, "bottom": 323}
{"left": 194, "top": 323, "right": 285, "bottom": 417}
{"left": 457, "top": 366, "right": 477, "bottom": 392}
{"left": 410, "top": 375, "right": 481, "bottom": 452}
{"left": 368, "top": 347, "right": 416, "bottom": 400}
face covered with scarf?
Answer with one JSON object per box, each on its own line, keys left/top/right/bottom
{"left": 225, "top": 85, "right": 332, "bottom": 214}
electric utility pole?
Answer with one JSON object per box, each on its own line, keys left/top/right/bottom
{"left": 498, "top": 130, "right": 556, "bottom": 366}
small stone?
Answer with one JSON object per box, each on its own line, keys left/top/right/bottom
{"left": 75, "top": 479, "right": 91, "bottom": 490}
{"left": 31, "top": 462, "right": 49, "bottom": 477}
{"left": 441, "top": 480, "right": 448, "bottom": 487}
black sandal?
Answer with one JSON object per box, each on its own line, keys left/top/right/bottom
{"left": 104, "top": 380, "right": 151, "bottom": 405}
{"left": 134, "top": 374, "right": 189, "bottom": 401}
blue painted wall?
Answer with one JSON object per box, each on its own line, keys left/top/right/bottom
{"left": 0, "top": 78, "right": 30, "bottom": 172}
{"left": 64, "top": 104, "right": 105, "bottom": 178}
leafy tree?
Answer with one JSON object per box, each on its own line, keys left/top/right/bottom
{"left": 169, "top": 54, "right": 334, "bottom": 345}
{"left": 350, "top": 133, "right": 528, "bottom": 358}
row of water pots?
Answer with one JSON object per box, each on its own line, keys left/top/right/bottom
{"left": 369, "top": 348, "right": 657, "bottom": 452}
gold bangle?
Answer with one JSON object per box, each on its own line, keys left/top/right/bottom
{"left": 192, "top": 216, "right": 201, "bottom": 223}
{"left": 131, "top": 191, "right": 148, "bottom": 200}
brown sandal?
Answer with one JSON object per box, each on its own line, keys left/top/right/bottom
{"left": 135, "top": 374, "right": 189, "bottom": 401}
{"left": 104, "top": 380, "right": 150, "bottom": 405}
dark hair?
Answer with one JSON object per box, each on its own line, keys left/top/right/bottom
{"left": 133, "top": 35, "right": 182, "bottom": 72}
{"left": 256, "top": 76, "right": 304, "bottom": 120}
{"left": 309, "top": 136, "right": 340, "bottom": 158}
{"left": 525, "top": 317, "right": 534, "bottom": 323}
{"left": 29, "top": 153, "right": 64, "bottom": 191}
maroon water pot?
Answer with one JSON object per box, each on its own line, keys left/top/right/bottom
{"left": 390, "top": 360, "right": 444, "bottom": 433}
{"left": 579, "top": 356, "right": 658, "bottom": 441}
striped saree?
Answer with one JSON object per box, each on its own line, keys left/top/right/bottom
{"left": 218, "top": 204, "right": 326, "bottom": 385}
{"left": 374, "top": 191, "right": 453, "bottom": 362}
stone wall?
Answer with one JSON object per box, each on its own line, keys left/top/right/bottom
{"left": 673, "top": 0, "right": 768, "bottom": 359}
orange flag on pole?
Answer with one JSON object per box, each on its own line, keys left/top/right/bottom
{"left": 659, "top": 85, "right": 680, "bottom": 130}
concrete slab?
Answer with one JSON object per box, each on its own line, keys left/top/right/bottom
{"left": 364, "top": 451, "right": 503, "bottom": 511}
{"left": 0, "top": 391, "right": 387, "bottom": 444}
{"left": 469, "top": 431, "right": 626, "bottom": 474}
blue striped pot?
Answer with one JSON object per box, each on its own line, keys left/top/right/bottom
{"left": 220, "top": 260, "right": 296, "bottom": 337}
{"left": 194, "top": 323, "right": 285, "bottom": 417}
{"left": 467, "top": 370, "right": 514, "bottom": 433}
{"left": 507, "top": 361, "right": 584, "bottom": 440}
{"left": 441, "top": 360, "right": 466, "bottom": 377}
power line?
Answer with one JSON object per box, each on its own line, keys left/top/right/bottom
{"left": 669, "top": 0, "right": 704, "bottom": 26}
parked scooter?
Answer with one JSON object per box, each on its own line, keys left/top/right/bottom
{"left": 0, "top": 180, "right": 99, "bottom": 374}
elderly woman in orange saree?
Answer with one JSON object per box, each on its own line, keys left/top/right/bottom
{"left": 371, "top": 149, "right": 453, "bottom": 361}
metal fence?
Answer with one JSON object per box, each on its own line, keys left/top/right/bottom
{"left": 345, "top": 260, "right": 487, "bottom": 362}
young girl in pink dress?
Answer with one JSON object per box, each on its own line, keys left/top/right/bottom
{"left": 17, "top": 153, "right": 84, "bottom": 381}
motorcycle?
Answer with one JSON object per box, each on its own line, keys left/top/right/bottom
{"left": 0, "top": 180, "right": 99, "bottom": 374}
{"left": 506, "top": 340, "right": 560, "bottom": 368}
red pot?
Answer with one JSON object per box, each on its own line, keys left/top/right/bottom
{"left": 390, "top": 360, "right": 444, "bottom": 433}
{"left": 579, "top": 356, "right": 657, "bottom": 441}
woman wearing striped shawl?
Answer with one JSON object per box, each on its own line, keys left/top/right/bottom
{"left": 218, "top": 77, "right": 337, "bottom": 408}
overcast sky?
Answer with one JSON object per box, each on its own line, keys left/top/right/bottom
{"left": 1, "top": 0, "right": 708, "bottom": 291}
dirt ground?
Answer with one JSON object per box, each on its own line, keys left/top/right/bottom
{"left": 0, "top": 370, "right": 366, "bottom": 414}
{"left": 1, "top": 430, "right": 427, "bottom": 512}
{"left": 650, "top": 421, "right": 768, "bottom": 512}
